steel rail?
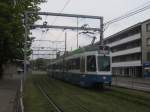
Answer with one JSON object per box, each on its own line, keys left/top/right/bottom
{"left": 34, "top": 82, "right": 64, "bottom": 112}
{"left": 42, "top": 78, "right": 91, "bottom": 112}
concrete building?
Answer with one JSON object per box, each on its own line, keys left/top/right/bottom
{"left": 103, "top": 19, "right": 150, "bottom": 77}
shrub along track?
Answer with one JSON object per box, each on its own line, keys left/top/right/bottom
{"left": 24, "top": 74, "right": 150, "bottom": 112}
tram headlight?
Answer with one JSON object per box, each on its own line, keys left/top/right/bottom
{"left": 103, "top": 76, "right": 106, "bottom": 80}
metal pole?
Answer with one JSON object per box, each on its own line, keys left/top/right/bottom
{"left": 65, "top": 32, "right": 67, "bottom": 53}
{"left": 56, "top": 43, "right": 58, "bottom": 55}
{"left": 26, "top": 11, "right": 102, "bottom": 19}
{"left": 63, "top": 32, "right": 67, "bottom": 77}
{"left": 32, "top": 53, "right": 33, "bottom": 73}
{"left": 77, "top": 17, "right": 79, "bottom": 48}
{"left": 31, "top": 25, "right": 100, "bottom": 31}
{"left": 24, "top": 12, "right": 28, "bottom": 81}
{"left": 100, "top": 17, "right": 104, "bottom": 45}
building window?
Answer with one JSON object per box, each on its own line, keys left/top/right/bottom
{"left": 147, "top": 38, "right": 150, "bottom": 46}
{"left": 112, "top": 53, "right": 141, "bottom": 63}
{"left": 146, "top": 23, "right": 150, "bottom": 32}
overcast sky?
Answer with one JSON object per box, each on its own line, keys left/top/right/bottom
{"left": 31, "top": 0, "right": 150, "bottom": 59}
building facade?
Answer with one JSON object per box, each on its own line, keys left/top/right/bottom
{"left": 103, "top": 19, "right": 150, "bottom": 77}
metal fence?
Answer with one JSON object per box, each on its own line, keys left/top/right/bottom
{"left": 112, "top": 76, "right": 150, "bottom": 92}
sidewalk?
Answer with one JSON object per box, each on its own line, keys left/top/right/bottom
{"left": 0, "top": 78, "right": 20, "bottom": 112}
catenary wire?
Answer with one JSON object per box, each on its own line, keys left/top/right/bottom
{"left": 105, "top": 2, "right": 150, "bottom": 25}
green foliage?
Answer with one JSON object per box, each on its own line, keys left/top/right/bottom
{"left": 0, "top": 0, "right": 46, "bottom": 77}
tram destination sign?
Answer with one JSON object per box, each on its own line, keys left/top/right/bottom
{"left": 98, "top": 45, "right": 109, "bottom": 54}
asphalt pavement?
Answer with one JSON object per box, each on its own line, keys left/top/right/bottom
{"left": 0, "top": 79, "right": 20, "bottom": 112}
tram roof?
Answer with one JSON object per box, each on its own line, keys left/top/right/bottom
{"left": 49, "top": 45, "right": 109, "bottom": 64}
{"left": 58, "top": 45, "right": 109, "bottom": 58}
{"left": 71, "top": 45, "right": 100, "bottom": 54}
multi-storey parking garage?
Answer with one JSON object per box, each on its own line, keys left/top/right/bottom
{"left": 102, "top": 19, "right": 150, "bottom": 77}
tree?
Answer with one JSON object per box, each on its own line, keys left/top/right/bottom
{"left": 0, "top": 0, "right": 46, "bottom": 78}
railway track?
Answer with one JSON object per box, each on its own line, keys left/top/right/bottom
{"left": 34, "top": 81, "right": 64, "bottom": 112}
{"left": 43, "top": 77, "right": 150, "bottom": 107}
{"left": 37, "top": 78, "right": 91, "bottom": 112}
{"left": 24, "top": 75, "right": 150, "bottom": 112}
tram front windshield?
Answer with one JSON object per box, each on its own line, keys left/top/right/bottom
{"left": 145, "top": 68, "right": 150, "bottom": 73}
{"left": 98, "top": 56, "right": 110, "bottom": 71}
{"left": 87, "top": 55, "right": 96, "bottom": 72}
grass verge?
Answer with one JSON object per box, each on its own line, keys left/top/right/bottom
{"left": 24, "top": 74, "right": 150, "bottom": 112}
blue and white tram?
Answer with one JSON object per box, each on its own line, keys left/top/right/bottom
{"left": 143, "top": 62, "right": 150, "bottom": 78}
{"left": 47, "top": 45, "right": 112, "bottom": 87}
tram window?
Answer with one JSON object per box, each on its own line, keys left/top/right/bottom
{"left": 71, "top": 59, "right": 74, "bottom": 69}
{"left": 52, "top": 65, "right": 54, "bottom": 69}
{"left": 64, "top": 61, "right": 68, "bottom": 71}
{"left": 147, "top": 52, "right": 150, "bottom": 61}
{"left": 59, "top": 63, "right": 61, "bottom": 70}
{"left": 53, "top": 64, "right": 56, "bottom": 69}
{"left": 68, "top": 59, "right": 72, "bottom": 70}
{"left": 148, "top": 69, "right": 150, "bottom": 72}
{"left": 67, "top": 59, "right": 72, "bottom": 70}
{"left": 57, "top": 64, "right": 59, "bottom": 69}
{"left": 87, "top": 55, "right": 96, "bottom": 72}
{"left": 75, "top": 58, "right": 80, "bottom": 69}
{"left": 72, "top": 59, "right": 76, "bottom": 69}
{"left": 80, "top": 57, "right": 85, "bottom": 72}
{"left": 145, "top": 68, "right": 150, "bottom": 72}
{"left": 98, "top": 56, "right": 110, "bottom": 71}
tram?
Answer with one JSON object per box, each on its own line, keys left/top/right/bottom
{"left": 144, "top": 62, "right": 150, "bottom": 77}
{"left": 47, "top": 45, "right": 112, "bottom": 87}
